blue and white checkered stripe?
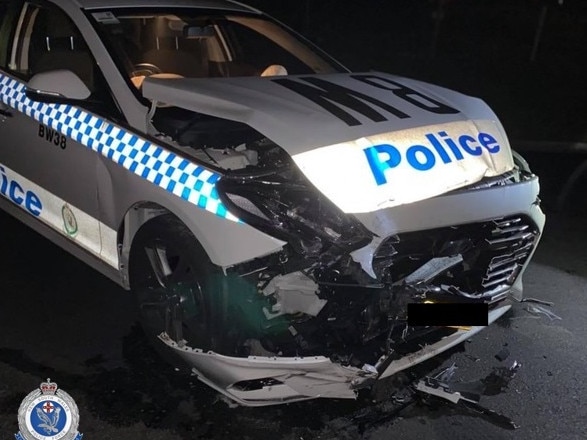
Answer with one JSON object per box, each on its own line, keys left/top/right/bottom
{"left": 0, "top": 73, "right": 239, "bottom": 222}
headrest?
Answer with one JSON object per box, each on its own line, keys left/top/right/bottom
{"left": 46, "top": 11, "right": 78, "bottom": 39}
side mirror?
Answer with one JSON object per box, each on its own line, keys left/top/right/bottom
{"left": 26, "top": 70, "right": 91, "bottom": 102}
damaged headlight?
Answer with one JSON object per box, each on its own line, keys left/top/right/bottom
{"left": 216, "top": 152, "right": 372, "bottom": 257}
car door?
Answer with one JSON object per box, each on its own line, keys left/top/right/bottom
{"left": 0, "top": 0, "right": 117, "bottom": 260}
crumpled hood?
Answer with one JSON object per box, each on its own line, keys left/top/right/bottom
{"left": 143, "top": 72, "right": 514, "bottom": 213}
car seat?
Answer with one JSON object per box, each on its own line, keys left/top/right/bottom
{"left": 29, "top": 9, "right": 94, "bottom": 92}
{"left": 139, "top": 17, "right": 209, "bottom": 78}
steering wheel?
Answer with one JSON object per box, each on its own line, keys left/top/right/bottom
{"left": 131, "top": 63, "right": 162, "bottom": 77}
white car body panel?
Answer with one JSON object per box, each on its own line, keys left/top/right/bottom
{"left": 143, "top": 74, "right": 514, "bottom": 212}
{"left": 142, "top": 73, "right": 501, "bottom": 157}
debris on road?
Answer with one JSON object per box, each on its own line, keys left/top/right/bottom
{"left": 524, "top": 304, "right": 562, "bottom": 321}
{"left": 519, "top": 297, "right": 555, "bottom": 307}
{"left": 480, "top": 361, "right": 522, "bottom": 395}
{"left": 414, "top": 364, "right": 479, "bottom": 405}
{"left": 413, "top": 361, "right": 521, "bottom": 430}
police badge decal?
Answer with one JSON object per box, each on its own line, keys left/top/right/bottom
{"left": 15, "top": 379, "right": 83, "bottom": 440}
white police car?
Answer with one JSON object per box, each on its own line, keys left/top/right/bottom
{"left": 0, "top": 0, "right": 544, "bottom": 406}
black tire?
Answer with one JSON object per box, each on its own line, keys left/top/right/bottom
{"left": 129, "top": 215, "right": 217, "bottom": 354}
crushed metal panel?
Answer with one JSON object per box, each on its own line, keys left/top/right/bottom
{"left": 159, "top": 334, "right": 375, "bottom": 405}
{"left": 281, "top": 373, "right": 357, "bottom": 399}
{"left": 379, "top": 304, "right": 511, "bottom": 379}
{"left": 404, "top": 255, "right": 464, "bottom": 284}
{"left": 142, "top": 75, "right": 514, "bottom": 212}
{"left": 142, "top": 73, "right": 476, "bottom": 157}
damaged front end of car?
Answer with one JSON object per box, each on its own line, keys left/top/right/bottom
{"left": 141, "top": 73, "right": 544, "bottom": 406}
{"left": 156, "top": 137, "right": 542, "bottom": 406}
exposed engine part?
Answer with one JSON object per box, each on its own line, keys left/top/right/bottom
{"left": 403, "top": 255, "right": 464, "bottom": 285}
{"left": 187, "top": 146, "right": 257, "bottom": 169}
{"left": 152, "top": 107, "right": 264, "bottom": 152}
{"left": 262, "top": 271, "right": 326, "bottom": 319}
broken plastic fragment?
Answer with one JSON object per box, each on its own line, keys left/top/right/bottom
{"left": 415, "top": 369, "right": 520, "bottom": 430}
{"left": 414, "top": 378, "right": 464, "bottom": 404}
{"left": 362, "top": 364, "right": 379, "bottom": 375}
{"left": 460, "top": 400, "right": 520, "bottom": 430}
{"left": 433, "top": 363, "right": 458, "bottom": 383}
{"left": 524, "top": 304, "right": 562, "bottom": 321}
{"left": 262, "top": 271, "right": 326, "bottom": 319}
{"left": 520, "top": 297, "right": 554, "bottom": 306}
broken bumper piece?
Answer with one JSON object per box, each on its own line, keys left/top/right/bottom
{"left": 158, "top": 333, "right": 376, "bottom": 406}
{"left": 414, "top": 360, "right": 522, "bottom": 430}
{"left": 378, "top": 304, "right": 510, "bottom": 379}
{"left": 159, "top": 303, "right": 511, "bottom": 406}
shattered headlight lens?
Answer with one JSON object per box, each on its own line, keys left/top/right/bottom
{"left": 216, "top": 161, "right": 372, "bottom": 256}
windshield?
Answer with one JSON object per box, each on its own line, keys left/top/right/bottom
{"left": 90, "top": 9, "right": 344, "bottom": 88}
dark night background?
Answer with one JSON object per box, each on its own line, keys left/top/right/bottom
{"left": 246, "top": 0, "right": 587, "bottom": 144}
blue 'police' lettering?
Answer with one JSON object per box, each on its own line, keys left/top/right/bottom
{"left": 437, "top": 131, "right": 465, "bottom": 161}
{"left": 406, "top": 145, "right": 436, "bottom": 171}
{"left": 0, "top": 166, "right": 43, "bottom": 216}
{"left": 364, "top": 131, "right": 501, "bottom": 185}
{"left": 458, "top": 135, "right": 483, "bottom": 156}
{"left": 478, "top": 132, "right": 500, "bottom": 153}
{"left": 363, "top": 144, "right": 402, "bottom": 185}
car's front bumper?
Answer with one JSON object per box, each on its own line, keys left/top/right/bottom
{"left": 161, "top": 303, "right": 511, "bottom": 406}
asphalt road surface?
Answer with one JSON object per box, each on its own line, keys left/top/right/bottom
{"left": 0, "top": 162, "right": 586, "bottom": 439}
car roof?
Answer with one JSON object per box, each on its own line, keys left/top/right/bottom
{"left": 60, "top": 0, "right": 259, "bottom": 13}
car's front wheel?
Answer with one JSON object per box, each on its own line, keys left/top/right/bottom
{"left": 129, "top": 215, "right": 216, "bottom": 355}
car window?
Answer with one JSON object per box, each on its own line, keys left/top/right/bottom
{"left": 10, "top": 3, "right": 95, "bottom": 86}
{"left": 217, "top": 17, "right": 317, "bottom": 76}
{"left": 7, "top": 2, "right": 124, "bottom": 121}
{"left": 91, "top": 9, "right": 344, "bottom": 86}
{"left": 0, "top": 0, "right": 22, "bottom": 69}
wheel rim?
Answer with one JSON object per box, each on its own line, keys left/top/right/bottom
{"left": 136, "top": 238, "right": 207, "bottom": 347}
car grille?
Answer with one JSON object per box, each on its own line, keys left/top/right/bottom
{"left": 482, "top": 217, "right": 536, "bottom": 290}
{"left": 372, "top": 215, "right": 539, "bottom": 297}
